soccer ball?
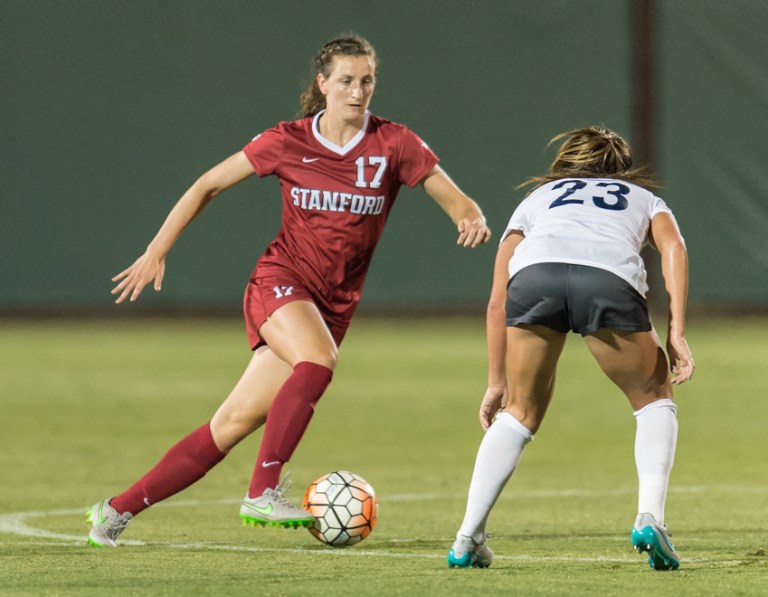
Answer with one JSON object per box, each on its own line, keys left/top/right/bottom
{"left": 302, "top": 470, "right": 378, "bottom": 547}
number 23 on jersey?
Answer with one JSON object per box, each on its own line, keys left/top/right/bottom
{"left": 549, "top": 179, "right": 629, "bottom": 211}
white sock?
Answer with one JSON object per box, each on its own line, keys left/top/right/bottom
{"left": 457, "top": 412, "right": 533, "bottom": 542}
{"left": 634, "top": 398, "right": 678, "bottom": 525}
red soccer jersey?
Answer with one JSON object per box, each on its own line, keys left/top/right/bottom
{"left": 242, "top": 111, "right": 439, "bottom": 323}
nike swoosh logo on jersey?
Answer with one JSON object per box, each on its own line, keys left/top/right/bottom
{"left": 262, "top": 460, "right": 281, "bottom": 468}
{"left": 302, "top": 157, "right": 321, "bottom": 163}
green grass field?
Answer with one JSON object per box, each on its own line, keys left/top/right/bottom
{"left": 1, "top": 317, "right": 766, "bottom": 595}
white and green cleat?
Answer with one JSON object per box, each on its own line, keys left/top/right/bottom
{"left": 240, "top": 476, "right": 313, "bottom": 529}
{"left": 86, "top": 499, "right": 132, "bottom": 547}
{"left": 631, "top": 513, "right": 680, "bottom": 571}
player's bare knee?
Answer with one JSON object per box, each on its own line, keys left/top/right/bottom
{"left": 626, "top": 383, "right": 672, "bottom": 410}
{"left": 326, "top": 345, "right": 339, "bottom": 370}
{"left": 211, "top": 413, "right": 264, "bottom": 452}
{"left": 303, "top": 345, "right": 339, "bottom": 370}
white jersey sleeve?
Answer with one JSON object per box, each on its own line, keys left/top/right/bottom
{"left": 502, "top": 178, "right": 672, "bottom": 297}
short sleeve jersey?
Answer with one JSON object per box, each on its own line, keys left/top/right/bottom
{"left": 501, "top": 178, "right": 673, "bottom": 297}
{"left": 242, "top": 110, "right": 438, "bottom": 322}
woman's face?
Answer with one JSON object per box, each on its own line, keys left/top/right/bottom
{"left": 317, "top": 55, "right": 376, "bottom": 122}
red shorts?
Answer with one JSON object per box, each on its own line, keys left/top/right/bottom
{"left": 243, "top": 267, "right": 350, "bottom": 350}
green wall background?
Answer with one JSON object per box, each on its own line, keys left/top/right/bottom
{"left": 2, "top": 0, "right": 766, "bottom": 315}
{"left": 658, "top": 0, "right": 768, "bottom": 308}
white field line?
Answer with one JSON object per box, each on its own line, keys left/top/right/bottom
{"left": 0, "top": 486, "right": 765, "bottom": 565}
{"left": 388, "top": 484, "right": 768, "bottom": 500}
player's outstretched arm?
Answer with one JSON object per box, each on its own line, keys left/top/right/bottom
{"left": 111, "top": 152, "right": 255, "bottom": 304}
{"left": 650, "top": 211, "right": 695, "bottom": 384}
{"left": 421, "top": 166, "right": 491, "bottom": 248}
{"left": 479, "top": 231, "right": 522, "bottom": 430}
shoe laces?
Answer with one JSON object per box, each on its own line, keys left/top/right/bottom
{"left": 265, "top": 474, "right": 299, "bottom": 510}
{"left": 106, "top": 512, "right": 131, "bottom": 540}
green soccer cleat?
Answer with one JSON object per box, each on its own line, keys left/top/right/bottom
{"left": 86, "top": 499, "right": 132, "bottom": 548}
{"left": 631, "top": 513, "right": 680, "bottom": 571}
{"left": 240, "top": 475, "right": 314, "bottom": 529}
{"left": 447, "top": 534, "right": 494, "bottom": 568}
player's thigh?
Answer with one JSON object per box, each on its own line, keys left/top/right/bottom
{"left": 259, "top": 300, "right": 339, "bottom": 370}
{"left": 503, "top": 324, "right": 567, "bottom": 431}
{"left": 210, "top": 346, "right": 293, "bottom": 451}
{"left": 583, "top": 327, "right": 672, "bottom": 409}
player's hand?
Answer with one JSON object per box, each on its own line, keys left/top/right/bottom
{"left": 457, "top": 217, "right": 491, "bottom": 248}
{"left": 667, "top": 333, "right": 694, "bottom": 384}
{"left": 479, "top": 384, "right": 508, "bottom": 431}
{"left": 111, "top": 251, "right": 166, "bottom": 304}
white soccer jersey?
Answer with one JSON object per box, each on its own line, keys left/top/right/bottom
{"left": 501, "top": 178, "right": 673, "bottom": 297}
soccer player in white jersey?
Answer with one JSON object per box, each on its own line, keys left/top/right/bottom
{"left": 448, "top": 127, "right": 694, "bottom": 571}
{"left": 87, "top": 34, "right": 491, "bottom": 548}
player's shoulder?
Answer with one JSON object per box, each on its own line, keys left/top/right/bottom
{"left": 367, "top": 114, "right": 433, "bottom": 158}
{"left": 271, "top": 115, "right": 314, "bottom": 135}
{"left": 367, "top": 113, "right": 412, "bottom": 137}
{"left": 248, "top": 116, "right": 310, "bottom": 143}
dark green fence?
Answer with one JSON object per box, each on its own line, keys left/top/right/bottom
{"left": 2, "top": 1, "right": 765, "bottom": 313}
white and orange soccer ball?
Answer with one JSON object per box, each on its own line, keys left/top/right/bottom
{"left": 303, "top": 470, "right": 378, "bottom": 547}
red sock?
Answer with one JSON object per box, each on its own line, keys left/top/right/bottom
{"left": 110, "top": 422, "right": 225, "bottom": 516}
{"left": 248, "top": 361, "right": 333, "bottom": 497}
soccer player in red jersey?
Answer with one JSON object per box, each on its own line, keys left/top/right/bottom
{"left": 87, "top": 35, "right": 491, "bottom": 547}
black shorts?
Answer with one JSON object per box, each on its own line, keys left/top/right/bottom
{"left": 505, "top": 263, "right": 652, "bottom": 335}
